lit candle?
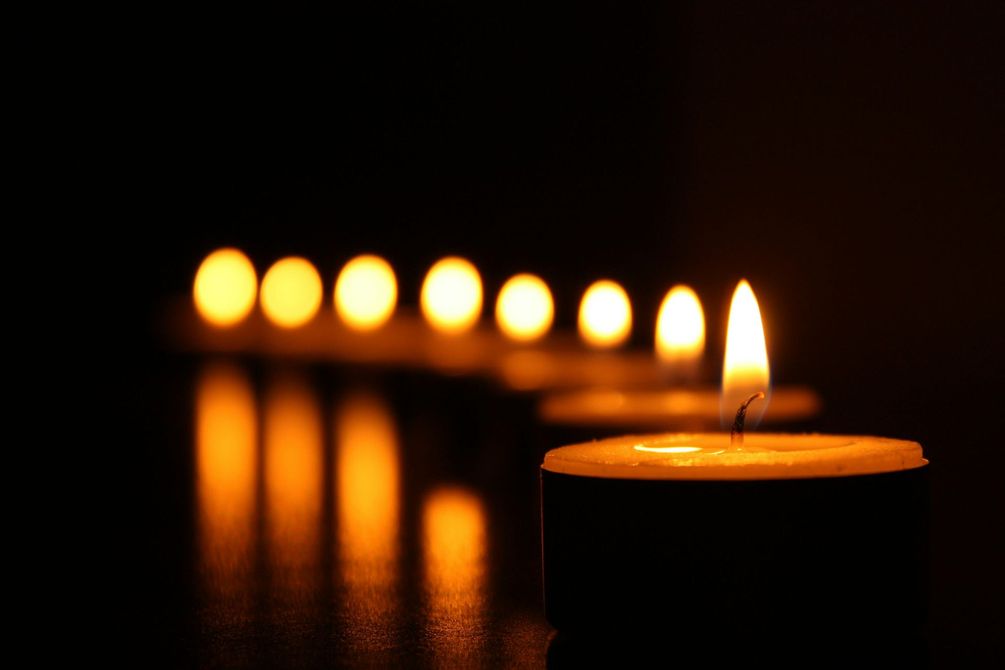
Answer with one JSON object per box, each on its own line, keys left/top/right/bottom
{"left": 655, "top": 284, "right": 705, "bottom": 382}
{"left": 420, "top": 256, "right": 483, "bottom": 335}
{"left": 260, "top": 256, "right": 323, "bottom": 329}
{"left": 334, "top": 254, "right": 398, "bottom": 332}
{"left": 495, "top": 273, "right": 555, "bottom": 343}
{"left": 578, "top": 279, "right": 632, "bottom": 349}
{"left": 540, "top": 287, "right": 931, "bottom": 651}
{"left": 420, "top": 256, "right": 500, "bottom": 372}
{"left": 193, "top": 248, "right": 258, "bottom": 327}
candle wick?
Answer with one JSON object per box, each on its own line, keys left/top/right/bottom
{"left": 730, "top": 392, "right": 765, "bottom": 450}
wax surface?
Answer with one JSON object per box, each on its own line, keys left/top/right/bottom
{"left": 543, "top": 433, "right": 926, "bottom": 480}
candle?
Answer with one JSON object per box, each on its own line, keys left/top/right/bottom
{"left": 541, "top": 432, "right": 930, "bottom": 650}
{"left": 260, "top": 256, "right": 324, "bottom": 329}
{"left": 495, "top": 273, "right": 555, "bottom": 343}
{"left": 334, "top": 254, "right": 399, "bottom": 332}
{"left": 540, "top": 279, "right": 930, "bottom": 654}
{"left": 654, "top": 284, "right": 705, "bottom": 383}
{"left": 578, "top": 279, "right": 632, "bottom": 349}
{"left": 193, "top": 248, "right": 258, "bottom": 327}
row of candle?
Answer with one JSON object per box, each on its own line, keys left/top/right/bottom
{"left": 193, "top": 247, "right": 707, "bottom": 361}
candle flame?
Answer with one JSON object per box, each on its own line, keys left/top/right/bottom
{"left": 334, "top": 255, "right": 398, "bottom": 332}
{"left": 260, "top": 257, "right": 323, "bottom": 328}
{"left": 495, "top": 273, "right": 554, "bottom": 342}
{"left": 721, "top": 279, "right": 770, "bottom": 428}
{"left": 578, "top": 280, "right": 632, "bottom": 348}
{"left": 655, "top": 285, "right": 705, "bottom": 368}
{"left": 193, "top": 248, "right": 258, "bottom": 327}
{"left": 421, "top": 257, "right": 483, "bottom": 334}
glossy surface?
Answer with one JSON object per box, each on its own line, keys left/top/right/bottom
{"left": 153, "top": 359, "right": 553, "bottom": 668}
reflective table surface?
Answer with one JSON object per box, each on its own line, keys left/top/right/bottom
{"left": 148, "top": 357, "right": 556, "bottom": 668}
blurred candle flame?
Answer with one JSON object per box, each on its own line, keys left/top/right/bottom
{"left": 334, "top": 255, "right": 398, "bottom": 332}
{"left": 578, "top": 280, "right": 632, "bottom": 348}
{"left": 193, "top": 248, "right": 258, "bottom": 327}
{"left": 264, "top": 374, "right": 323, "bottom": 595}
{"left": 420, "top": 257, "right": 483, "bottom": 334}
{"left": 655, "top": 285, "right": 705, "bottom": 373}
{"left": 336, "top": 392, "right": 401, "bottom": 646}
{"left": 721, "top": 279, "right": 771, "bottom": 428}
{"left": 195, "top": 362, "right": 257, "bottom": 605}
{"left": 260, "top": 257, "right": 323, "bottom": 328}
{"left": 422, "top": 487, "right": 487, "bottom": 662}
{"left": 495, "top": 273, "right": 554, "bottom": 342}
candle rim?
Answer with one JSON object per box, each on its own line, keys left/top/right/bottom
{"left": 542, "top": 432, "right": 926, "bottom": 481}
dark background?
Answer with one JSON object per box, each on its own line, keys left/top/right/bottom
{"left": 142, "top": 1, "right": 1004, "bottom": 664}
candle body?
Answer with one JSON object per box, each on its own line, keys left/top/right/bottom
{"left": 541, "top": 437, "right": 929, "bottom": 657}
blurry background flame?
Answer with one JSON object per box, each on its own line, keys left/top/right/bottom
{"left": 193, "top": 248, "right": 258, "bottom": 327}
{"left": 495, "top": 273, "right": 554, "bottom": 342}
{"left": 422, "top": 487, "right": 487, "bottom": 658}
{"left": 578, "top": 280, "right": 632, "bottom": 348}
{"left": 260, "top": 257, "right": 323, "bottom": 328}
{"left": 336, "top": 391, "right": 401, "bottom": 642}
{"left": 655, "top": 285, "right": 705, "bottom": 377}
{"left": 420, "top": 257, "right": 483, "bottom": 334}
{"left": 196, "top": 363, "right": 257, "bottom": 596}
{"left": 721, "top": 279, "right": 770, "bottom": 427}
{"left": 335, "top": 255, "right": 398, "bottom": 332}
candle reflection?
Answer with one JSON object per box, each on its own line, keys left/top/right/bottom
{"left": 421, "top": 487, "right": 488, "bottom": 664}
{"left": 335, "top": 392, "right": 401, "bottom": 650}
{"left": 264, "top": 374, "right": 323, "bottom": 604}
{"left": 195, "top": 362, "right": 257, "bottom": 620}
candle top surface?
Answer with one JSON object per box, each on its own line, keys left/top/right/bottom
{"left": 542, "top": 433, "right": 926, "bottom": 480}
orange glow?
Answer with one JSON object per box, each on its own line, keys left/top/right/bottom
{"left": 422, "top": 487, "right": 487, "bottom": 656}
{"left": 260, "top": 257, "right": 323, "bottom": 328}
{"left": 193, "top": 248, "right": 257, "bottom": 327}
{"left": 334, "top": 255, "right": 398, "bottom": 332}
{"left": 633, "top": 444, "right": 703, "bottom": 454}
{"left": 264, "top": 375, "right": 323, "bottom": 581}
{"left": 495, "top": 273, "right": 554, "bottom": 342}
{"left": 722, "top": 279, "right": 770, "bottom": 427}
{"left": 655, "top": 285, "right": 705, "bottom": 368}
{"left": 335, "top": 392, "right": 400, "bottom": 640}
{"left": 195, "top": 363, "right": 257, "bottom": 602}
{"left": 420, "top": 257, "right": 483, "bottom": 334}
{"left": 578, "top": 280, "right": 632, "bottom": 348}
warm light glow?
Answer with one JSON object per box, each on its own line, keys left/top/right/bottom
{"left": 335, "top": 392, "right": 401, "bottom": 650}
{"left": 495, "top": 273, "right": 554, "bottom": 342}
{"left": 422, "top": 487, "right": 487, "bottom": 656}
{"left": 578, "top": 280, "right": 632, "bottom": 348}
{"left": 722, "top": 279, "right": 770, "bottom": 427}
{"left": 260, "top": 257, "right": 323, "bottom": 328}
{"left": 334, "top": 255, "right": 398, "bottom": 332}
{"left": 264, "top": 375, "right": 323, "bottom": 579}
{"left": 195, "top": 363, "right": 256, "bottom": 604}
{"left": 655, "top": 285, "right": 705, "bottom": 367}
{"left": 193, "top": 248, "right": 257, "bottom": 326}
{"left": 633, "top": 444, "right": 702, "bottom": 454}
{"left": 420, "top": 257, "right": 483, "bottom": 334}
